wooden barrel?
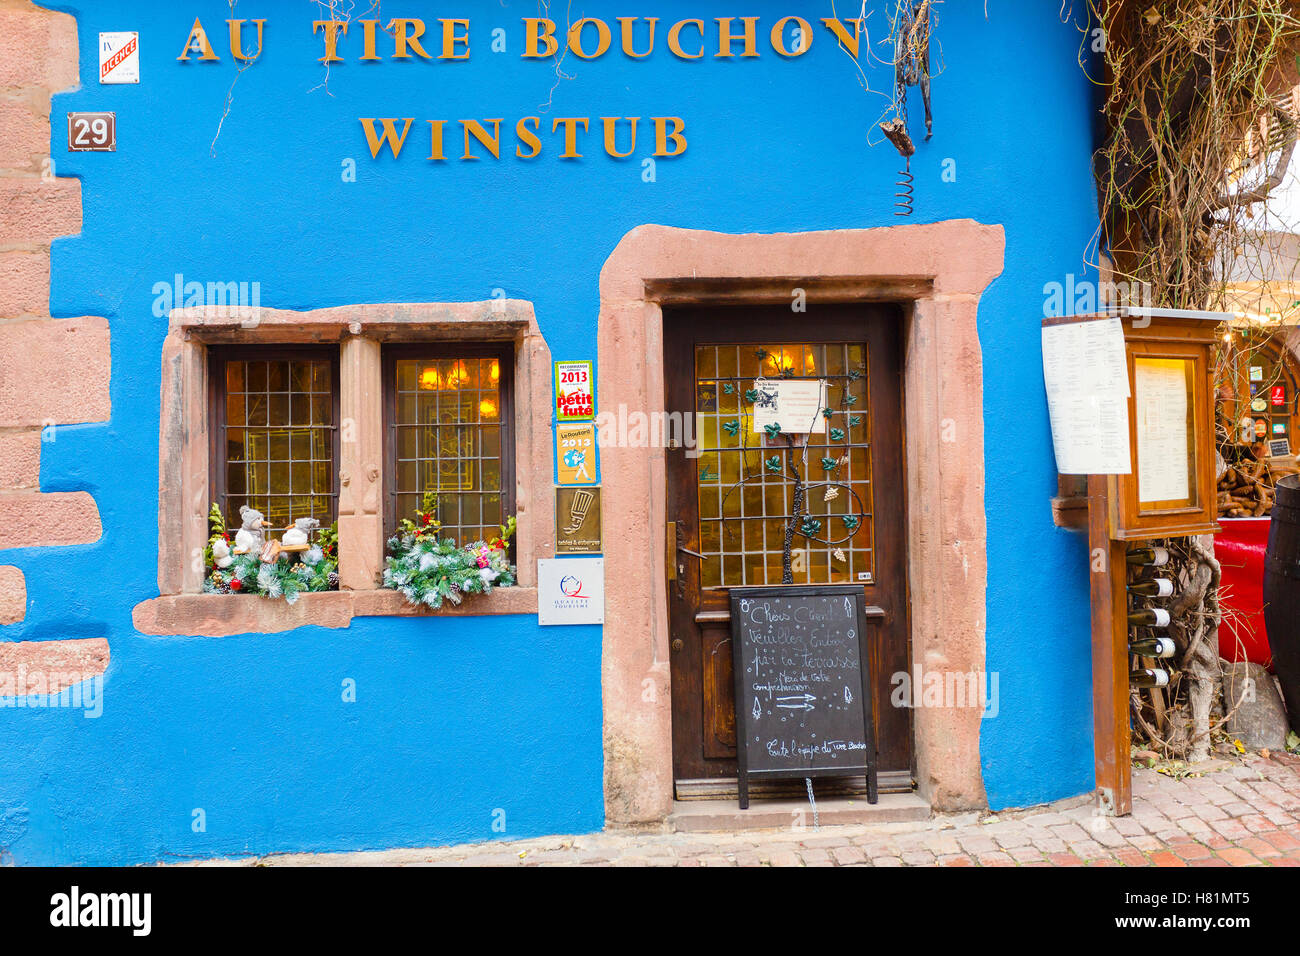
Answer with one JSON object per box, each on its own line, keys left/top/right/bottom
{"left": 1264, "top": 474, "right": 1300, "bottom": 732}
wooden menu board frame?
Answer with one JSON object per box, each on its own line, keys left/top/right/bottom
{"left": 1044, "top": 310, "right": 1226, "bottom": 818}
{"left": 1107, "top": 314, "right": 1221, "bottom": 541}
{"left": 729, "top": 585, "right": 882, "bottom": 810}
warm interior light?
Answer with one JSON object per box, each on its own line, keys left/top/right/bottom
{"left": 489, "top": 360, "right": 500, "bottom": 385}
{"left": 480, "top": 397, "right": 499, "bottom": 419}
{"left": 443, "top": 360, "right": 470, "bottom": 390}
{"left": 419, "top": 366, "right": 439, "bottom": 390}
{"left": 763, "top": 347, "right": 815, "bottom": 376}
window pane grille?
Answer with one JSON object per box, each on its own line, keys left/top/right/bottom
{"left": 220, "top": 357, "right": 336, "bottom": 536}
{"left": 392, "top": 356, "right": 506, "bottom": 545}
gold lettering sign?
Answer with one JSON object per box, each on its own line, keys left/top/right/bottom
{"left": 175, "top": 15, "right": 866, "bottom": 163}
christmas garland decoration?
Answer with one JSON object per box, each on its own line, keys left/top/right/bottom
{"left": 202, "top": 504, "right": 339, "bottom": 603}
{"left": 382, "top": 492, "right": 518, "bottom": 609}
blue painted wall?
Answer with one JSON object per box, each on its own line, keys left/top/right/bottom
{"left": 1, "top": 0, "right": 1098, "bottom": 864}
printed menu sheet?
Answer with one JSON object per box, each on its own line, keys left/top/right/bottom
{"left": 1041, "top": 317, "right": 1132, "bottom": 475}
{"left": 750, "top": 379, "right": 828, "bottom": 435}
{"left": 1134, "top": 358, "right": 1191, "bottom": 504}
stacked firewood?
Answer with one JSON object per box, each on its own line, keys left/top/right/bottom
{"left": 1218, "top": 458, "right": 1300, "bottom": 517}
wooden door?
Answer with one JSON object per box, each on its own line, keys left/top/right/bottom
{"left": 665, "top": 304, "right": 913, "bottom": 796}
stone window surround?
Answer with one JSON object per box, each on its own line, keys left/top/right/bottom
{"left": 597, "top": 221, "right": 1005, "bottom": 823}
{"left": 133, "top": 301, "right": 554, "bottom": 637}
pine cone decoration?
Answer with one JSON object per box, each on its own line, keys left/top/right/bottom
{"left": 327, "top": 571, "right": 339, "bottom": 590}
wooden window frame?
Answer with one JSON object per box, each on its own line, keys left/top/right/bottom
{"left": 381, "top": 343, "right": 517, "bottom": 545}
{"left": 207, "top": 344, "right": 342, "bottom": 534}
{"left": 145, "top": 299, "right": 554, "bottom": 634}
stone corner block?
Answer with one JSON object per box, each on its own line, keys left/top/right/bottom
{"left": 0, "top": 565, "right": 25, "bottom": 624}
{"left": 0, "top": 316, "right": 110, "bottom": 427}
{"left": 0, "top": 491, "right": 101, "bottom": 550}
{"left": 0, "top": 6, "right": 79, "bottom": 94}
{"left": 0, "top": 177, "right": 81, "bottom": 246}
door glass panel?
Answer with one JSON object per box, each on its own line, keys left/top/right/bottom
{"left": 695, "top": 342, "right": 875, "bottom": 587}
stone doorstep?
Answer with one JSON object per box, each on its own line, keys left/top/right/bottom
{"left": 666, "top": 793, "right": 931, "bottom": 833}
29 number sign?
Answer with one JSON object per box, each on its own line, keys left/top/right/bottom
{"left": 67, "top": 112, "right": 116, "bottom": 152}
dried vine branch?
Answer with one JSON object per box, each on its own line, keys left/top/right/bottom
{"left": 1092, "top": 0, "right": 1300, "bottom": 309}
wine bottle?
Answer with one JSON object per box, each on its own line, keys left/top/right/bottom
{"left": 1128, "top": 608, "right": 1171, "bottom": 627}
{"left": 1130, "top": 668, "right": 1170, "bottom": 688}
{"left": 1129, "top": 636, "right": 1176, "bottom": 658}
{"left": 1128, "top": 579, "right": 1174, "bottom": 597}
{"left": 1127, "top": 547, "right": 1170, "bottom": 567}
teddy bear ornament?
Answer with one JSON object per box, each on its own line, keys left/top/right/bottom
{"left": 233, "top": 505, "right": 269, "bottom": 555}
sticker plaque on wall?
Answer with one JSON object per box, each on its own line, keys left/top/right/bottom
{"left": 537, "top": 558, "right": 604, "bottom": 626}
{"left": 555, "top": 486, "right": 602, "bottom": 554}
{"left": 98, "top": 32, "right": 139, "bottom": 84}
{"left": 554, "top": 360, "right": 594, "bottom": 421}
{"left": 555, "top": 422, "right": 597, "bottom": 485}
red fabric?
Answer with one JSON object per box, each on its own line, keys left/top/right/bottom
{"left": 1216, "top": 517, "right": 1272, "bottom": 666}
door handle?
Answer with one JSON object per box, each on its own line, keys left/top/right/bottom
{"left": 667, "top": 521, "right": 702, "bottom": 599}
{"left": 666, "top": 523, "right": 705, "bottom": 576}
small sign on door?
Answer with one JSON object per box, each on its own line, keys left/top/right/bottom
{"left": 751, "top": 379, "right": 828, "bottom": 435}
{"left": 67, "top": 112, "right": 116, "bottom": 152}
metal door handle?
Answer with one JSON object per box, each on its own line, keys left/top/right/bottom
{"left": 667, "top": 521, "right": 706, "bottom": 583}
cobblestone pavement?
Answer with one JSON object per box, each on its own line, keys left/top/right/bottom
{"left": 201, "top": 755, "right": 1300, "bottom": 867}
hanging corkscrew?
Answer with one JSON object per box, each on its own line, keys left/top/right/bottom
{"left": 877, "top": 0, "right": 932, "bottom": 219}
{"left": 893, "top": 158, "right": 915, "bottom": 217}
{"left": 881, "top": 118, "right": 916, "bottom": 217}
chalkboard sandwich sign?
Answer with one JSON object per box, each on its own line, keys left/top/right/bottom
{"left": 729, "top": 585, "right": 882, "bottom": 809}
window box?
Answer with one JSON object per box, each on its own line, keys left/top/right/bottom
{"left": 131, "top": 588, "right": 540, "bottom": 637}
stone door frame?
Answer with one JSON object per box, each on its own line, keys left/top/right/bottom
{"left": 596, "top": 221, "right": 1005, "bottom": 823}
